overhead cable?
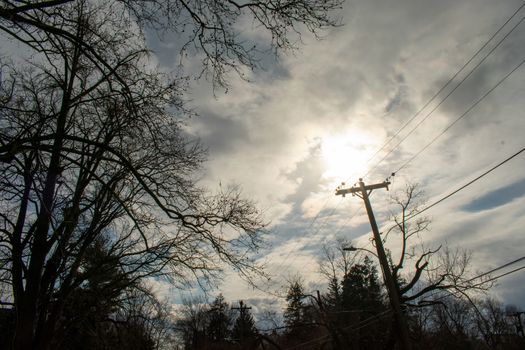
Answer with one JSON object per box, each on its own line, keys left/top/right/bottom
{"left": 406, "top": 146, "right": 525, "bottom": 220}
{"left": 365, "top": 2, "right": 525, "bottom": 169}
{"left": 394, "top": 56, "right": 525, "bottom": 175}
{"left": 365, "top": 13, "right": 525, "bottom": 178}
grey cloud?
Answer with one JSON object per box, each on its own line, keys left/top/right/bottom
{"left": 497, "top": 274, "right": 525, "bottom": 310}
{"left": 160, "top": 0, "right": 525, "bottom": 310}
{"left": 284, "top": 143, "right": 326, "bottom": 205}
{"left": 384, "top": 83, "right": 406, "bottom": 113}
{"left": 429, "top": 20, "right": 525, "bottom": 134}
{"left": 189, "top": 112, "right": 251, "bottom": 154}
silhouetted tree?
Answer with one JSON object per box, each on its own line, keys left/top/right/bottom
{"left": 208, "top": 294, "right": 233, "bottom": 343}
{"left": 0, "top": 307, "right": 15, "bottom": 349}
{"left": 342, "top": 256, "right": 384, "bottom": 312}
{"left": 340, "top": 256, "right": 387, "bottom": 349}
{"left": 408, "top": 294, "right": 525, "bottom": 350}
{"left": 280, "top": 278, "right": 325, "bottom": 349}
{"left": 54, "top": 237, "right": 132, "bottom": 349}
{"left": 177, "top": 296, "right": 209, "bottom": 350}
{"left": 318, "top": 241, "right": 388, "bottom": 349}
{"left": 474, "top": 298, "right": 515, "bottom": 349}
{"left": 0, "top": 3, "right": 268, "bottom": 348}
{"left": 385, "top": 184, "right": 492, "bottom": 307}
{"left": 383, "top": 183, "right": 494, "bottom": 349}
{"left": 319, "top": 241, "right": 355, "bottom": 312}
{"left": 232, "top": 301, "right": 258, "bottom": 348}
{"left": 0, "top": 0, "right": 344, "bottom": 88}
{"left": 43, "top": 236, "right": 175, "bottom": 350}
{"left": 0, "top": 0, "right": 347, "bottom": 348}
{"left": 284, "top": 279, "right": 307, "bottom": 334}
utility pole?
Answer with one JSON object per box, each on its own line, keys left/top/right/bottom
{"left": 336, "top": 179, "right": 412, "bottom": 350}
{"left": 232, "top": 300, "right": 253, "bottom": 343}
{"left": 232, "top": 300, "right": 252, "bottom": 314}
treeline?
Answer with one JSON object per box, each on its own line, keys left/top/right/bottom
{"left": 177, "top": 257, "right": 525, "bottom": 350}
{"left": 1, "top": 248, "right": 522, "bottom": 350}
{"left": 176, "top": 295, "right": 260, "bottom": 350}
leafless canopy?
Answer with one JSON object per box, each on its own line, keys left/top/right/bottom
{"left": 0, "top": 0, "right": 344, "bottom": 87}
{"left": 0, "top": 1, "right": 346, "bottom": 348}
{"left": 385, "top": 184, "right": 492, "bottom": 306}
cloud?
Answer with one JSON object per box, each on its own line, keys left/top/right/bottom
{"left": 187, "top": 112, "right": 251, "bottom": 154}
{"left": 146, "top": 0, "right": 525, "bottom": 311}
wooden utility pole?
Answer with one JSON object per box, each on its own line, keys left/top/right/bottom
{"left": 232, "top": 300, "right": 252, "bottom": 314}
{"left": 336, "top": 179, "right": 412, "bottom": 350}
{"left": 232, "top": 300, "right": 253, "bottom": 343}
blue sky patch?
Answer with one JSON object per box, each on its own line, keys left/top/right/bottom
{"left": 463, "top": 177, "right": 525, "bottom": 212}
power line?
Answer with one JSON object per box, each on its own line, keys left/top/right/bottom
{"left": 263, "top": 257, "right": 525, "bottom": 343}
{"left": 469, "top": 258, "right": 525, "bottom": 286}
{"left": 340, "top": 6, "right": 525, "bottom": 263}
{"left": 284, "top": 309, "right": 393, "bottom": 350}
{"left": 394, "top": 56, "right": 525, "bottom": 175}
{"left": 315, "top": 148, "right": 525, "bottom": 307}
{"left": 430, "top": 264, "right": 525, "bottom": 304}
{"left": 265, "top": 3, "right": 525, "bottom": 301}
{"left": 365, "top": 12, "right": 525, "bottom": 179}
{"left": 416, "top": 255, "right": 525, "bottom": 304}
{"left": 479, "top": 264, "right": 525, "bottom": 286}
{"left": 406, "top": 146, "right": 525, "bottom": 221}
{"left": 272, "top": 4, "right": 525, "bottom": 290}
{"left": 367, "top": 145, "right": 525, "bottom": 249}
{"left": 365, "top": 2, "right": 525, "bottom": 169}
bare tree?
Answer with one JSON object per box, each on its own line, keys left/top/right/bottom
{"left": 318, "top": 239, "right": 355, "bottom": 309}
{"left": 0, "top": 0, "right": 344, "bottom": 88}
{"left": 55, "top": 277, "right": 176, "bottom": 350}
{"left": 0, "top": 2, "right": 279, "bottom": 349}
{"left": 383, "top": 184, "right": 492, "bottom": 309}
{"left": 0, "top": 1, "right": 347, "bottom": 348}
{"left": 176, "top": 295, "right": 210, "bottom": 349}
{"left": 379, "top": 184, "right": 496, "bottom": 350}
{"left": 473, "top": 298, "right": 515, "bottom": 349}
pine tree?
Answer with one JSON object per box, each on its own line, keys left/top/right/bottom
{"left": 341, "top": 256, "right": 387, "bottom": 349}
{"left": 208, "top": 294, "right": 232, "bottom": 342}
{"left": 284, "top": 280, "right": 305, "bottom": 332}
{"left": 325, "top": 276, "right": 343, "bottom": 310}
{"left": 232, "top": 301, "right": 258, "bottom": 345}
{"left": 342, "top": 256, "right": 383, "bottom": 312}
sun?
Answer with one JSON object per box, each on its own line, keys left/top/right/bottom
{"left": 320, "top": 130, "right": 376, "bottom": 186}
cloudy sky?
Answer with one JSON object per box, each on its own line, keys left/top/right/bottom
{"left": 148, "top": 0, "right": 525, "bottom": 315}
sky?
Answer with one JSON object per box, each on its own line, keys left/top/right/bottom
{"left": 146, "top": 0, "right": 525, "bottom": 318}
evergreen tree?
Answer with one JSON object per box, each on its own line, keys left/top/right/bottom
{"left": 325, "top": 276, "right": 343, "bottom": 311}
{"left": 282, "top": 278, "right": 320, "bottom": 344}
{"left": 284, "top": 280, "right": 306, "bottom": 333}
{"left": 342, "top": 256, "right": 383, "bottom": 312}
{"left": 208, "top": 294, "right": 232, "bottom": 342}
{"left": 232, "top": 301, "right": 258, "bottom": 346}
{"left": 341, "top": 256, "right": 387, "bottom": 349}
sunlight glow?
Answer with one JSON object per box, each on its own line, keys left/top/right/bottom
{"left": 320, "top": 130, "right": 376, "bottom": 186}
